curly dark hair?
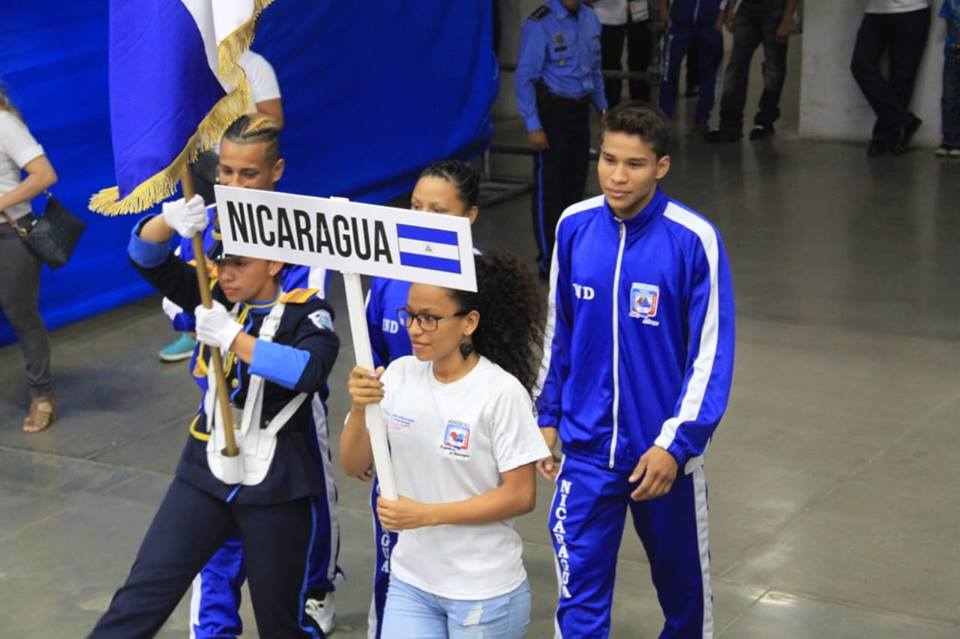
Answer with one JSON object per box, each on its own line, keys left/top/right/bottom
{"left": 448, "top": 251, "right": 545, "bottom": 395}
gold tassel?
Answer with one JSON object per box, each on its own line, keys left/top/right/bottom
{"left": 90, "top": 0, "right": 276, "bottom": 216}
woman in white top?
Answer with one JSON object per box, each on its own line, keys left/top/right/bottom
{"left": 341, "top": 251, "right": 550, "bottom": 638}
{"left": 0, "top": 88, "right": 58, "bottom": 432}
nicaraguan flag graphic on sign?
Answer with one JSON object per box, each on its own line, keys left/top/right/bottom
{"left": 396, "top": 224, "right": 462, "bottom": 274}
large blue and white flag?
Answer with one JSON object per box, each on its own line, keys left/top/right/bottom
{"left": 90, "top": 0, "right": 270, "bottom": 214}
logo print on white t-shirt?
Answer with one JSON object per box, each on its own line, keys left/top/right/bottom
{"left": 389, "top": 413, "right": 414, "bottom": 430}
{"left": 440, "top": 420, "right": 471, "bottom": 459}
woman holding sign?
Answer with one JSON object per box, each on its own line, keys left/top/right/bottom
{"left": 341, "top": 251, "right": 549, "bottom": 639}
{"left": 362, "top": 159, "right": 480, "bottom": 638}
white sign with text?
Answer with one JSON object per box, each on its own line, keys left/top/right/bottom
{"left": 214, "top": 185, "right": 476, "bottom": 291}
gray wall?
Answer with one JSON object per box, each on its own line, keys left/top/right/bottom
{"left": 799, "top": 0, "right": 944, "bottom": 144}
{"left": 494, "top": 0, "right": 545, "bottom": 119}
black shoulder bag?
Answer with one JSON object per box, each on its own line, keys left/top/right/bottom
{"left": 2, "top": 192, "right": 85, "bottom": 269}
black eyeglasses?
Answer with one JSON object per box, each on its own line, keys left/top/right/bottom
{"left": 397, "top": 308, "right": 468, "bottom": 332}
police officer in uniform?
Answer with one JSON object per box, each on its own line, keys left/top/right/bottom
{"left": 516, "top": 0, "right": 607, "bottom": 278}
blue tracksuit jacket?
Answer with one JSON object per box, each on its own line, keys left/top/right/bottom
{"left": 536, "top": 187, "right": 735, "bottom": 474}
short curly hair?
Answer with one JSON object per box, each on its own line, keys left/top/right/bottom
{"left": 448, "top": 251, "right": 546, "bottom": 395}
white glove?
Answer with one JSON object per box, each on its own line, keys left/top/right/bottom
{"left": 195, "top": 301, "right": 243, "bottom": 351}
{"left": 162, "top": 194, "right": 208, "bottom": 237}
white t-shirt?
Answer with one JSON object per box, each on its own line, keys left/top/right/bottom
{"left": 0, "top": 111, "right": 44, "bottom": 220}
{"left": 591, "top": 0, "right": 650, "bottom": 25}
{"left": 239, "top": 50, "right": 281, "bottom": 105}
{"left": 210, "top": 51, "right": 281, "bottom": 154}
{"left": 865, "top": 0, "right": 929, "bottom": 13}
{"left": 380, "top": 355, "right": 550, "bottom": 600}
{"left": 592, "top": 0, "right": 628, "bottom": 24}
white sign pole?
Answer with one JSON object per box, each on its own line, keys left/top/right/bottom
{"left": 342, "top": 271, "right": 398, "bottom": 500}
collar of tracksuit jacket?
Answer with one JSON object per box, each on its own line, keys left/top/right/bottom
{"left": 601, "top": 186, "right": 668, "bottom": 239}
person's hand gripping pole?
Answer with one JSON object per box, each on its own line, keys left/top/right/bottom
{"left": 343, "top": 271, "right": 398, "bottom": 500}
{"left": 180, "top": 167, "right": 238, "bottom": 458}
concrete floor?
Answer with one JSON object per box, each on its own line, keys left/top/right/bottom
{"left": 2, "top": 48, "right": 960, "bottom": 639}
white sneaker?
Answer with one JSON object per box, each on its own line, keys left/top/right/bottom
{"left": 304, "top": 591, "right": 336, "bottom": 635}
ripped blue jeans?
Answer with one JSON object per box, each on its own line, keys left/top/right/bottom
{"left": 381, "top": 577, "right": 530, "bottom": 638}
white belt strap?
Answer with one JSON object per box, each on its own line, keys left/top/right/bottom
{"left": 205, "top": 298, "right": 310, "bottom": 485}
{"left": 237, "top": 300, "right": 308, "bottom": 438}
{"left": 266, "top": 392, "right": 309, "bottom": 436}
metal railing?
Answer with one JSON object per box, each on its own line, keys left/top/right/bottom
{"left": 499, "top": 62, "right": 660, "bottom": 83}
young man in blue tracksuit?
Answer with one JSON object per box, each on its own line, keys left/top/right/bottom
{"left": 658, "top": 0, "right": 730, "bottom": 129}
{"left": 536, "top": 102, "right": 735, "bottom": 638}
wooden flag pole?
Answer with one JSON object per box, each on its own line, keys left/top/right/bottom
{"left": 181, "top": 167, "right": 238, "bottom": 457}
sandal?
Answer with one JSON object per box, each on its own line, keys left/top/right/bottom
{"left": 23, "top": 394, "right": 56, "bottom": 433}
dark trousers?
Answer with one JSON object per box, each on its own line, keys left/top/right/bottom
{"left": 532, "top": 98, "right": 590, "bottom": 275}
{"left": 943, "top": 50, "right": 960, "bottom": 146}
{"left": 686, "top": 37, "right": 700, "bottom": 93}
{"left": 89, "top": 478, "right": 321, "bottom": 639}
{"left": 0, "top": 224, "right": 52, "bottom": 396}
{"left": 851, "top": 8, "right": 931, "bottom": 141}
{"left": 717, "top": 0, "right": 789, "bottom": 132}
{"left": 600, "top": 19, "right": 653, "bottom": 106}
{"left": 660, "top": 24, "right": 724, "bottom": 122}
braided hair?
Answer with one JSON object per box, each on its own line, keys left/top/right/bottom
{"left": 222, "top": 113, "right": 281, "bottom": 164}
{"left": 419, "top": 159, "right": 480, "bottom": 210}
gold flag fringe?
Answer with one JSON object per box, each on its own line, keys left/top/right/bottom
{"left": 90, "top": 0, "right": 275, "bottom": 216}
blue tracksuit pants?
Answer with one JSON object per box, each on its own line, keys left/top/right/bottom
{"left": 550, "top": 455, "right": 714, "bottom": 638}
{"left": 659, "top": 24, "right": 724, "bottom": 123}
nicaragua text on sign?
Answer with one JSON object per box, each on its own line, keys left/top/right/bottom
{"left": 215, "top": 185, "right": 477, "bottom": 291}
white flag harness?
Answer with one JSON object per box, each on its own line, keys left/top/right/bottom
{"left": 205, "top": 301, "right": 308, "bottom": 486}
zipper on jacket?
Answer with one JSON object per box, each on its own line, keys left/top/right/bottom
{"left": 693, "top": 0, "right": 701, "bottom": 23}
{"left": 609, "top": 221, "right": 627, "bottom": 469}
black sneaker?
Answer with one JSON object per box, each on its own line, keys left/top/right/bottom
{"left": 890, "top": 116, "right": 922, "bottom": 155}
{"left": 704, "top": 129, "right": 742, "bottom": 143}
{"left": 749, "top": 124, "right": 775, "bottom": 140}
{"left": 866, "top": 138, "right": 889, "bottom": 157}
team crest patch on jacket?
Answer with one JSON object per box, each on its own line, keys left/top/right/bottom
{"left": 308, "top": 309, "right": 334, "bottom": 331}
{"left": 440, "top": 420, "right": 471, "bottom": 458}
{"left": 630, "top": 282, "right": 660, "bottom": 326}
